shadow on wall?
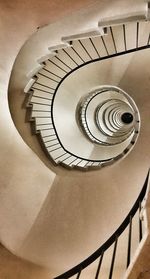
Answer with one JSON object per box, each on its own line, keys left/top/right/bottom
{"left": 138, "top": 270, "right": 150, "bottom": 279}
{"left": 0, "top": 244, "right": 51, "bottom": 279}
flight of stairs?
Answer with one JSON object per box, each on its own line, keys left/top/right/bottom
{"left": 24, "top": 16, "right": 149, "bottom": 170}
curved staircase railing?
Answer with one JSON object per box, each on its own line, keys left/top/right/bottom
{"left": 24, "top": 16, "right": 150, "bottom": 170}
{"left": 54, "top": 170, "right": 149, "bottom": 279}
{"left": 19, "top": 5, "right": 150, "bottom": 278}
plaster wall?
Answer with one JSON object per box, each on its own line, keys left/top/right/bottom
{"left": 0, "top": 0, "right": 150, "bottom": 278}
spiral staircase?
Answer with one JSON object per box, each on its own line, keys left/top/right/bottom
{"left": 24, "top": 19, "right": 148, "bottom": 170}
{"left": 0, "top": 0, "right": 150, "bottom": 279}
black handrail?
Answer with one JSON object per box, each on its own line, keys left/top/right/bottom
{"left": 54, "top": 171, "right": 149, "bottom": 278}
{"left": 50, "top": 47, "right": 150, "bottom": 165}
{"left": 28, "top": 21, "right": 150, "bottom": 169}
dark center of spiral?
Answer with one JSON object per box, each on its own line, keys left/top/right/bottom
{"left": 121, "top": 112, "right": 133, "bottom": 124}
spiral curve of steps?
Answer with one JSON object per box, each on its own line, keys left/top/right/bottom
{"left": 4, "top": 3, "right": 150, "bottom": 279}
{"left": 25, "top": 17, "right": 149, "bottom": 171}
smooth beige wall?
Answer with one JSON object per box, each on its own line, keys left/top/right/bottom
{"left": 0, "top": 0, "right": 149, "bottom": 278}
{"left": 0, "top": 244, "right": 51, "bottom": 279}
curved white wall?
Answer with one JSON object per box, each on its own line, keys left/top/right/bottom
{"left": 0, "top": 0, "right": 149, "bottom": 278}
